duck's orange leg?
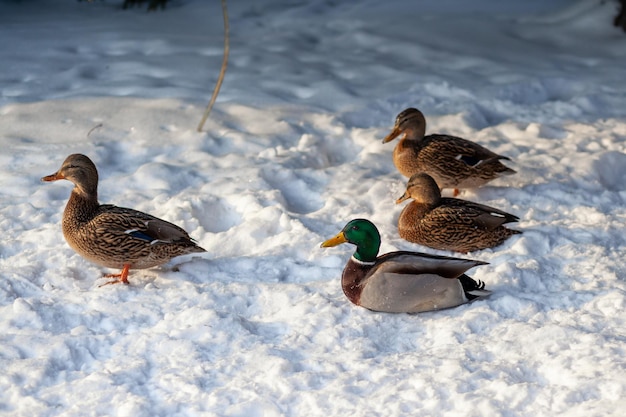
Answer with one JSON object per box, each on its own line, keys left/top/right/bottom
{"left": 100, "top": 264, "right": 131, "bottom": 286}
{"left": 453, "top": 188, "right": 460, "bottom": 197}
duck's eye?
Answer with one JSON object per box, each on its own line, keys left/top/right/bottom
{"left": 351, "top": 225, "right": 359, "bottom": 231}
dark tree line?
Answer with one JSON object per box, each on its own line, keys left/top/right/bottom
{"left": 116, "top": 0, "right": 626, "bottom": 29}
{"left": 122, "top": 0, "right": 168, "bottom": 11}
{"left": 615, "top": 0, "right": 626, "bottom": 31}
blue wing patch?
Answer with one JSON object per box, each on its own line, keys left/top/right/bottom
{"left": 125, "top": 229, "right": 158, "bottom": 244}
{"left": 456, "top": 154, "right": 483, "bottom": 167}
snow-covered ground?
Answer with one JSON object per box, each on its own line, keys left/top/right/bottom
{"left": 1, "top": 0, "right": 625, "bottom": 415}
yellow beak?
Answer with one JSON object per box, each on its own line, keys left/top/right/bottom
{"left": 320, "top": 232, "right": 348, "bottom": 248}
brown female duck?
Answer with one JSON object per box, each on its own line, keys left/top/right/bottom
{"left": 396, "top": 173, "right": 521, "bottom": 253}
{"left": 321, "top": 219, "right": 490, "bottom": 313}
{"left": 42, "top": 154, "right": 205, "bottom": 285}
{"left": 383, "top": 108, "right": 515, "bottom": 196}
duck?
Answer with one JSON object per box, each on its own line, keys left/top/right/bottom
{"left": 42, "top": 153, "right": 206, "bottom": 285}
{"left": 396, "top": 172, "right": 521, "bottom": 253}
{"left": 320, "top": 218, "right": 490, "bottom": 313}
{"left": 383, "top": 107, "right": 515, "bottom": 196}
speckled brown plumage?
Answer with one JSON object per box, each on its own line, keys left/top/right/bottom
{"left": 42, "top": 154, "right": 205, "bottom": 284}
{"left": 383, "top": 108, "right": 515, "bottom": 194}
{"left": 396, "top": 173, "right": 521, "bottom": 253}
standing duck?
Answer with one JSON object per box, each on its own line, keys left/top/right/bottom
{"left": 396, "top": 173, "right": 521, "bottom": 253}
{"left": 383, "top": 108, "right": 515, "bottom": 196}
{"left": 320, "top": 219, "right": 490, "bottom": 313}
{"left": 42, "top": 154, "right": 206, "bottom": 285}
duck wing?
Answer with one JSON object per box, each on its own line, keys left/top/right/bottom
{"left": 439, "top": 198, "right": 520, "bottom": 229}
{"left": 424, "top": 134, "right": 509, "bottom": 167}
{"left": 97, "top": 205, "right": 198, "bottom": 245}
{"left": 372, "top": 252, "right": 487, "bottom": 278}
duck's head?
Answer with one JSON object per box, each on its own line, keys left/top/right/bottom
{"left": 396, "top": 172, "right": 441, "bottom": 205}
{"left": 42, "top": 153, "right": 99, "bottom": 199}
{"left": 382, "top": 108, "right": 427, "bottom": 143}
{"left": 321, "top": 218, "right": 381, "bottom": 262}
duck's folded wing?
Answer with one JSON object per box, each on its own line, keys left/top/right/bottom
{"left": 374, "top": 252, "right": 487, "bottom": 278}
{"left": 436, "top": 201, "right": 519, "bottom": 229}
{"left": 426, "top": 135, "right": 507, "bottom": 166}
{"left": 96, "top": 206, "right": 194, "bottom": 245}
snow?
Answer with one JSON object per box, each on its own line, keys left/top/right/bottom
{"left": 1, "top": 0, "right": 626, "bottom": 415}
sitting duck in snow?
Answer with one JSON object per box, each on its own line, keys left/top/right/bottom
{"left": 396, "top": 173, "right": 522, "bottom": 253}
{"left": 42, "top": 153, "right": 205, "bottom": 285}
{"left": 321, "top": 218, "right": 490, "bottom": 313}
{"left": 383, "top": 107, "right": 515, "bottom": 196}
{"left": 396, "top": 173, "right": 521, "bottom": 253}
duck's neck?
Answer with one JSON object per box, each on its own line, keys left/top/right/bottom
{"left": 63, "top": 187, "right": 100, "bottom": 225}
{"left": 398, "top": 202, "right": 431, "bottom": 230}
{"left": 353, "top": 240, "right": 379, "bottom": 263}
{"left": 396, "top": 130, "right": 425, "bottom": 155}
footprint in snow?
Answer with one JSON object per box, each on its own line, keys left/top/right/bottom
{"left": 260, "top": 167, "right": 324, "bottom": 215}
{"left": 594, "top": 151, "right": 626, "bottom": 191}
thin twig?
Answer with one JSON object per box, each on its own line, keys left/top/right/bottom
{"left": 197, "top": 0, "right": 229, "bottom": 132}
{"left": 87, "top": 123, "right": 103, "bottom": 137}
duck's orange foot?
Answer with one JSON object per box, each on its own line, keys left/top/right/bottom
{"left": 453, "top": 188, "right": 460, "bottom": 197}
{"left": 99, "top": 264, "right": 131, "bottom": 287}
{"left": 99, "top": 277, "right": 129, "bottom": 287}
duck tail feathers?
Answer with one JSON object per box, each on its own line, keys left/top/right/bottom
{"left": 459, "top": 275, "right": 491, "bottom": 300}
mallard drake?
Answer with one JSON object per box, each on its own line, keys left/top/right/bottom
{"left": 320, "top": 219, "right": 490, "bottom": 313}
{"left": 383, "top": 108, "right": 515, "bottom": 196}
{"left": 396, "top": 172, "right": 521, "bottom": 253}
{"left": 42, "top": 154, "right": 206, "bottom": 285}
